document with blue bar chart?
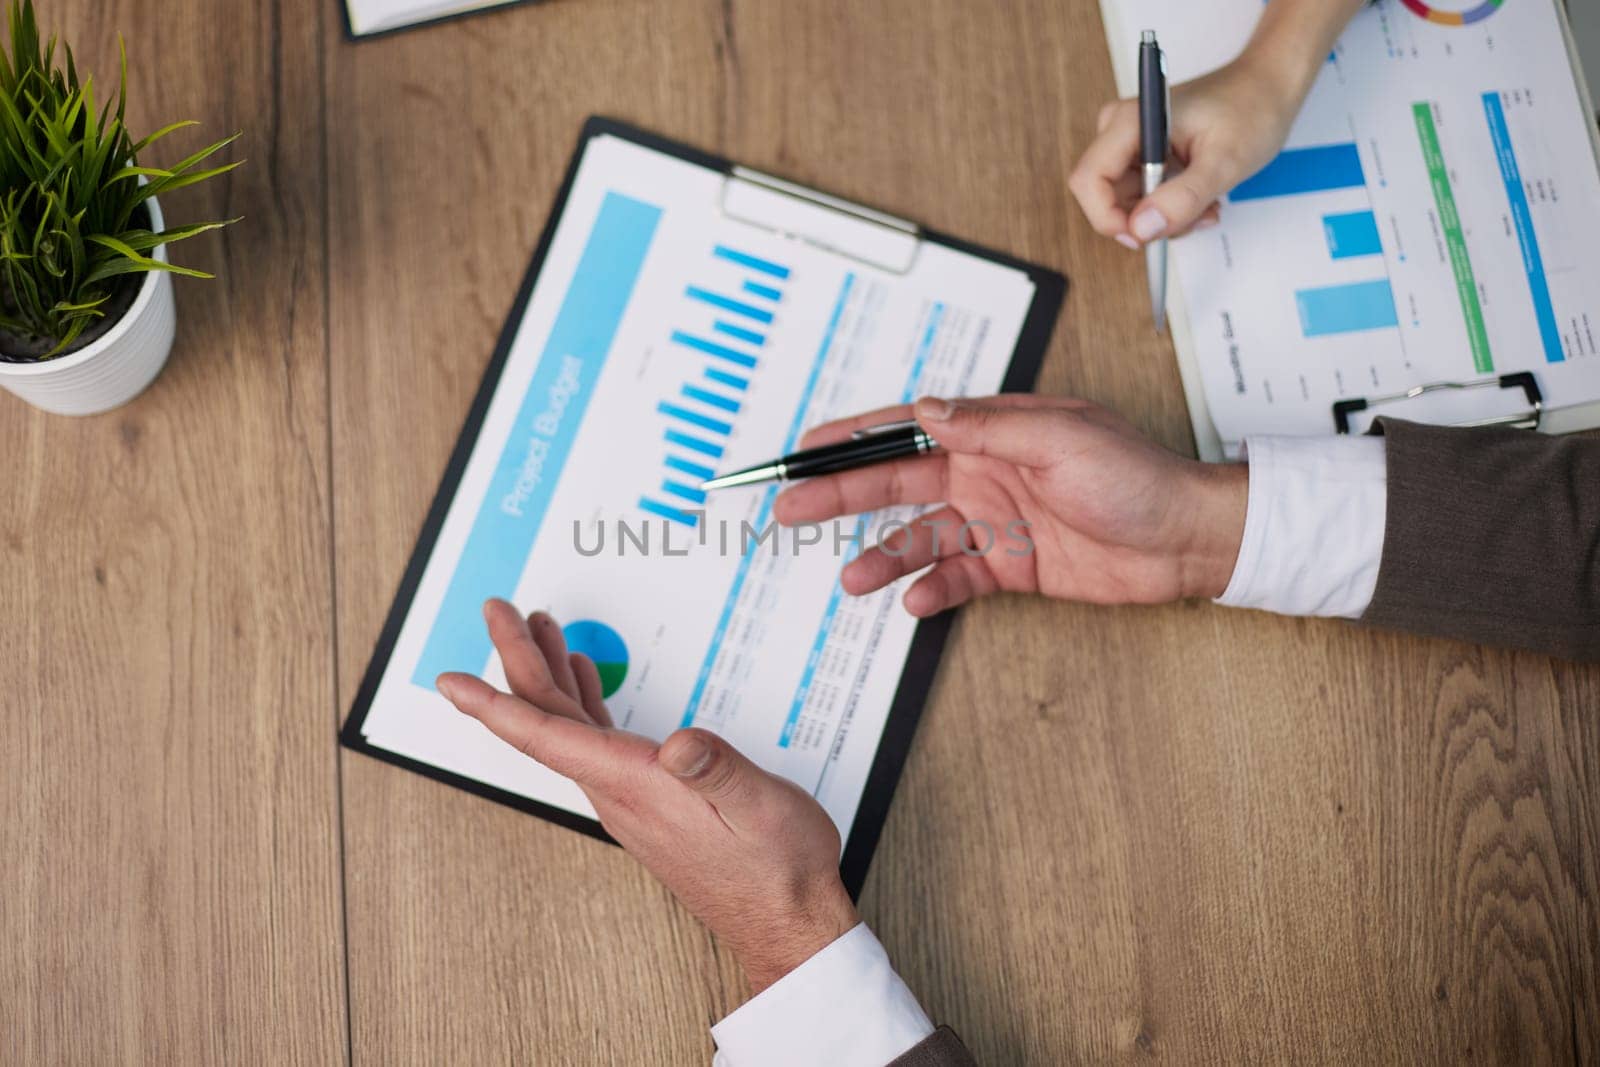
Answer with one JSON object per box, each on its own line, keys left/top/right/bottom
{"left": 1101, "top": 0, "right": 1600, "bottom": 456}
{"left": 342, "top": 122, "right": 1058, "bottom": 876}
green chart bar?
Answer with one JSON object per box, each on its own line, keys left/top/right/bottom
{"left": 1413, "top": 103, "right": 1493, "bottom": 373}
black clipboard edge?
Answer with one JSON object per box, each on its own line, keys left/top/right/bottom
{"left": 339, "top": 115, "right": 1066, "bottom": 901}
{"left": 341, "top": 0, "right": 541, "bottom": 42}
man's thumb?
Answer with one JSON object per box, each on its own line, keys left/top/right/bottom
{"left": 660, "top": 728, "right": 761, "bottom": 809}
{"left": 1129, "top": 162, "right": 1226, "bottom": 243}
{"left": 915, "top": 397, "right": 1066, "bottom": 468}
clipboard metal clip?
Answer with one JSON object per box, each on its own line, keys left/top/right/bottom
{"left": 719, "top": 165, "right": 923, "bottom": 275}
{"left": 1332, "top": 371, "right": 1544, "bottom": 434}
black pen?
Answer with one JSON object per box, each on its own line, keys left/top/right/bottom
{"left": 699, "top": 419, "right": 937, "bottom": 490}
{"left": 1140, "top": 29, "right": 1169, "bottom": 333}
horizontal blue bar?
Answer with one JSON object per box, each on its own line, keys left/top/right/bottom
{"left": 681, "top": 383, "right": 740, "bottom": 413}
{"left": 1296, "top": 280, "right": 1399, "bottom": 337}
{"left": 742, "top": 280, "right": 782, "bottom": 302}
{"left": 687, "top": 286, "right": 774, "bottom": 325}
{"left": 713, "top": 245, "right": 791, "bottom": 280}
{"left": 665, "top": 454, "right": 715, "bottom": 481}
{"left": 1323, "top": 211, "right": 1382, "bottom": 259}
{"left": 1231, "top": 143, "right": 1365, "bottom": 201}
{"left": 639, "top": 497, "right": 697, "bottom": 527}
{"left": 662, "top": 479, "right": 708, "bottom": 505}
{"left": 714, "top": 320, "right": 766, "bottom": 346}
{"left": 658, "top": 401, "right": 732, "bottom": 436}
{"left": 1484, "top": 92, "right": 1564, "bottom": 364}
{"left": 413, "top": 192, "right": 661, "bottom": 687}
{"left": 666, "top": 428, "right": 724, "bottom": 459}
{"left": 705, "top": 367, "right": 749, "bottom": 391}
{"left": 671, "top": 330, "right": 758, "bottom": 369}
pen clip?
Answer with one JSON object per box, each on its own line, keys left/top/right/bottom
{"left": 850, "top": 418, "right": 921, "bottom": 440}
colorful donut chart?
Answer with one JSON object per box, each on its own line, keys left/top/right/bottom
{"left": 1398, "top": 0, "right": 1504, "bottom": 26}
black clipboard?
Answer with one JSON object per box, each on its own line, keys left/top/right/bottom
{"left": 339, "top": 116, "right": 1066, "bottom": 898}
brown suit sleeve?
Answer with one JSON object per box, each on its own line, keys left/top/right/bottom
{"left": 1362, "top": 419, "right": 1600, "bottom": 660}
{"left": 887, "top": 1026, "right": 977, "bottom": 1066}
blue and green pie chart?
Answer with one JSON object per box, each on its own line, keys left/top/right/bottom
{"left": 561, "top": 620, "right": 629, "bottom": 698}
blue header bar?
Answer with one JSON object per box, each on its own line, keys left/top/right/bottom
{"left": 413, "top": 192, "right": 662, "bottom": 686}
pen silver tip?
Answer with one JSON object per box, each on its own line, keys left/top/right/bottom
{"left": 1141, "top": 29, "right": 1157, "bottom": 44}
{"left": 700, "top": 463, "right": 783, "bottom": 491}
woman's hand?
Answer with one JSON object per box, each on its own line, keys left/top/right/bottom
{"left": 437, "top": 599, "right": 859, "bottom": 993}
{"left": 1069, "top": 56, "right": 1301, "bottom": 248}
{"left": 774, "top": 395, "right": 1248, "bottom": 616}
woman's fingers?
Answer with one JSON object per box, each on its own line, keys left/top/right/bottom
{"left": 1068, "top": 99, "right": 1142, "bottom": 240}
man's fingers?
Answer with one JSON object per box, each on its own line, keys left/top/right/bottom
{"left": 796, "top": 403, "right": 915, "bottom": 450}
{"left": 569, "top": 653, "right": 614, "bottom": 728}
{"left": 841, "top": 505, "right": 967, "bottom": 595}
{"left": 913, "top": 396, "right": 1084, "bottom": 468}
{"left": 484, "top": 599, "right": 560, "bottom": 703}
{"left": 528, "top": 611, "right": 581, "bottom": 704}
{"left": 774, "top": 454, "right": 946, "bottom": 525}
{"left": 658, "top": 728, "right": 765, "bottom": 824}
{"left": 902, "top": 554, "right": 1001, "bottom": 617}
{"left": 1068, "top": 100, "right": 1141, "bottom": 239}
{"left": 436, "top": 671, "right": 616, "bottom": 786}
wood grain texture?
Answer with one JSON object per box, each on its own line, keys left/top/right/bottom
{"left": 0, "top": 0, "right": 344, "bottom": 1062}
{"left": 5, "top": 0, "right": 1595, "bottom": 1064}
{"left": 327, "top": 0, "right": 1600, "bottom": 1063}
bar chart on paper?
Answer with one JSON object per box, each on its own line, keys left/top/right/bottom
{"left": 638, "top": 243, "right": 790, "bottom": 528}
{"left": 1113, "top": 0, "right": 1600, "bottom": 445}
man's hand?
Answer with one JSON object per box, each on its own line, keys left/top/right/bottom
{"left": 774, "top": 395, "right": 1247, "bottom": 615}
{"left": 436, "top": 599, "right": 859, "bottom": 992}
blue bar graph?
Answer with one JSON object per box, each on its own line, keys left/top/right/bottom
{"left": 1323, "top": 211, "right": 1383, "bottom": 259}
{"left": 706, "top": 367, "right": 749, "bottom": 391}
{"left": 413, "top": 192, "right": 661, "bottom": 687}
{"left": 671, "top": 330, "right": 758, "bottom": 369}
{"left": 665, "top": 454, "right": 715, "bottom": 481}
{"left": 681, "top": 273, "right": 856, "bottom": 729}
{"left": 1296, "top": 280, "right": 1399, "bottom": 337}
{"left": 687, "top": 286, "right": 775, "bottom": 325}
{"left": 1483, "top": 93, "right": 1564, "bottom": 363}
{"left": 658, "top": 401, "right": 732, "bottom": 436}
{"left": 662, "top": 479, "right": 708, "bottom": 505}
{"left": 1230, "top": 143, "right": 1366, "bottom": 201}
{"left": 665, "top": 429, "right": 724, "bottom": 458}
{"left": 743, "top": 280, "right": 782, "bottom": 302}
{"left": 639, "top": 497, "right": 698, "bottom": 526}
{"left": 681, "top": 383, "right": 740, "bottom": 413}
{"left": 713, "top": 320, "right": 766, "bottom": 346}
{"left": 713, "top": 245, "right": 791, "bottom": 280}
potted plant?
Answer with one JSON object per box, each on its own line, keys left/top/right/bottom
{"left": 0, "top": 0, "right": 238, "bottom": 415}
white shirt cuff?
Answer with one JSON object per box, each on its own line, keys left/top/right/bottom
{"left": 1217, "top": 434, "right": 1388, "bottom": 619}
{"left": 710, "top": 923, "right": 933, "bottom": 1067}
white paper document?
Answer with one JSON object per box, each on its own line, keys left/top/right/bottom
{"left": 353, "top": 132, "right": 1039, "bottom": 846}
{"left": 1102, "top": 0, "right": 1600, "bottom": 455}
{"left": 345, "top": 0, "right": 517, "bottom": 37}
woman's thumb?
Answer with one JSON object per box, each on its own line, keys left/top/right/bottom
{"left": 1128, "top": 160, "right": 1228, "bottom": 244}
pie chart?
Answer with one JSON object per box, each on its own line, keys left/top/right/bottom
{"left": 562, "top": 620, "right": 629, "bottom": 698}
{"left": 1398, "top": 0, "right": 1503, "bottom": 26}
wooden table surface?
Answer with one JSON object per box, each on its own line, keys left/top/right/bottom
{"left": 5, "top": 0, "right": 1598, "bottom": 1063}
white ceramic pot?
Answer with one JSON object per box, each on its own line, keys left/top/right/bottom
{"left": 0, "top": 193, "right": 178, "bottom": 416}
